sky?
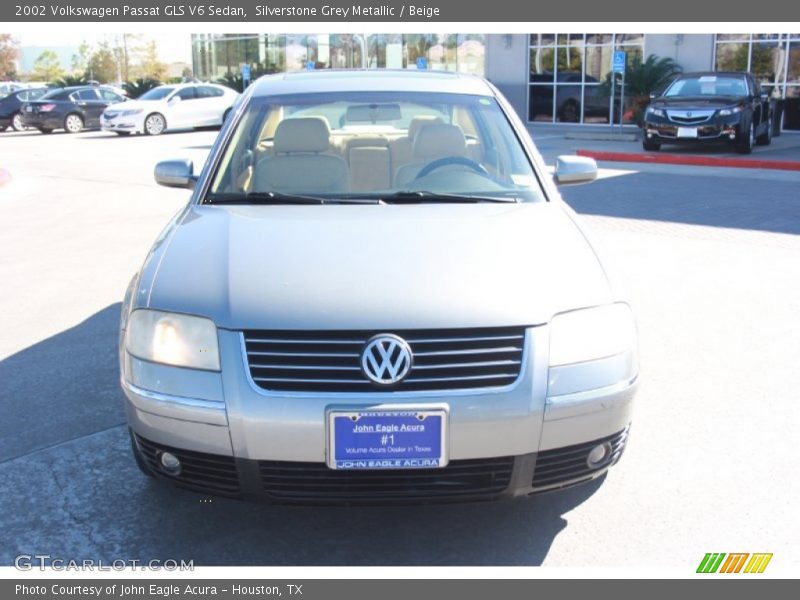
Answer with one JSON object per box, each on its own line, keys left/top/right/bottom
{"left": 15, "top": 32, "right": 193, "bottom": 65}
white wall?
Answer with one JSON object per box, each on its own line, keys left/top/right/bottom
{"left": 486, "top": 34, "right": 529, "bottom": 122}
{"left": 644, "top": 34, "right": 715, "bottom": 73}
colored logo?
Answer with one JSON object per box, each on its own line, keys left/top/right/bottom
{"left": 697, "top": 553, "right": 772, "bottom": 574}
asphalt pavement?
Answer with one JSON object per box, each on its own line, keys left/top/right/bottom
{"left": 1, "top": 126, "right": 799, "bottom": 569}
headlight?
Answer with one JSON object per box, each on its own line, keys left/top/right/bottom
{"left": 718, "top": 106, "right": 743, "bottom": 116}
{"left": 121, "top": 109, "right": 143, "bottom": 116}
{"left": 125, "top": 309, "right": 220, "bottom": 371}
{"left": 549, "top": 303, "right": 637, "bottom": 367}
{"left": 646, "top": 107, "right": 664, "bottom": 117}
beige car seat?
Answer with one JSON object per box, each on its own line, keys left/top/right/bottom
{"left": 253, "top": 117, "right": 348, "bottom": 194}
{"left": 393, "top": 123, "right": 468, "bottom": 188}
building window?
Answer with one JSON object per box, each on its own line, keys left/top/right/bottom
{"left": 528, "top": 33, "right": 643, "bottom": 124}
{"left": 714, "top": 34, "right": 799, "bottom": 130}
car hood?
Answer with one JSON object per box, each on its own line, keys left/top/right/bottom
{"left": 651, "top": 95, "right": 744, "bottom": 110}
{"left": 144, "top": 202, "right": 613, "bottom": 330}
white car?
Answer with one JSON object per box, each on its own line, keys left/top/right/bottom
{"left": 101, "top": 83, "right": 239, "bottom": 136}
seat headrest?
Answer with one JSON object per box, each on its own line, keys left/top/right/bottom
{"left": 412, "top": 123, "right": 467, "bottom": 160}
{"left": 408, "top": 115, "right": 443, "bottom": 141}
{"left": 274, "top": 117, "right": 331, "bottom": 153}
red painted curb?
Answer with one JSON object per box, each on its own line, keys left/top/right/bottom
{"left": 575, "top": 149, "right": 800, "bottom": 172}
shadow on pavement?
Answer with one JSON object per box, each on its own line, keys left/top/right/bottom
{"left": 0, "top": 303, "right": 602, "bottom": 566}
{"left": 561, "top": 170, "right": 800, "bottom": 235}
{"left": 0, "top": 304, "right": 125, "bottom": 463}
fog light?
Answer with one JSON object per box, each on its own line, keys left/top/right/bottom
{"left": 159, "top": 451, "right": 181, "bottom": 475}
{"left": 587, "top": 442, "right": 613, "bottom": 467}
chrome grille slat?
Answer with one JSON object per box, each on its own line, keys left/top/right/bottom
{"left": 243, "top": 327, "right": 526, "bottom": 393}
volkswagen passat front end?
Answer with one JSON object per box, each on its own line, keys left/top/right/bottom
{"left": 120, "top": 70, "right": 638, "bottom": 504}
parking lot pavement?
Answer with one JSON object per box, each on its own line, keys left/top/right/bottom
{"left": 1, "top": 128, "right": 800, "bottom": 568}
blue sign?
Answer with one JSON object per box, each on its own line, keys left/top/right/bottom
{"left": 306, "top": 60, "right": 315, "bottom": 71}
{"left": 613, "top": 50, "right": 626, "bottom": 73}
{"left": 241, "top": 64, "right": 251, "bottom": 81}
{"left": 416, "top": 56, "right": 427, "bottom": 70}
{"left": 331, "top": 411, "right": 444, "bottom": 470}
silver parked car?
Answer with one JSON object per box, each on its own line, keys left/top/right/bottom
{"left": 120, "top": 70, "right": 638, "bottom": 503}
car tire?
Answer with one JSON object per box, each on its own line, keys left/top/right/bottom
{"left": 735, "top": 120, "right": 754, "bottom": 154}
{"left": 64, "top": 113, "right": 84, "bottom": 134}
{"left": 11, "top": 112, "right": 26, "bottom": 132}
{"left": 756, "top": 117, "right": 773, "bottom": 146}
{"left": 643, "top": 139, "right": 661, "bottom": 151}
{"left": 131, "top": 436, "right": 155, "bottom": 478}
{"left": 144, "top": 113, "right": 166, "bottom": 136}
{"left": 559, "top": 100, "right": 580, "bottom": 123}
{"left": 38, "top": 127, "right": 53, "bottom": 134}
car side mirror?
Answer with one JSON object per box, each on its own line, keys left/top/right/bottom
{"left": 168, "top": 96, "right": 182, "bottom": 105}
{"left": 554, "top": 155, "right": 598, "bottom": 186}
{"left": 154, "top": 159, "right": 197, "bottom": 190}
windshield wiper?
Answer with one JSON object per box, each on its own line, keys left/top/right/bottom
{"left": 379, "top": 191, "right": 519, "bottom": 204}
{"left": 206, "top": 192, "right": 328, "bottom": 205}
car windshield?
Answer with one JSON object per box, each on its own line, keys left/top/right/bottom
{"left": 139, "top": 86, "right": 175, "bottom": 100}
{"left": 207, "top": 91, "right": 543, "bottom": 202}
{"left": 664, "top": 75, "right": 747, "bottom": 98}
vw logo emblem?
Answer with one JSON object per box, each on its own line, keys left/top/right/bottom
{"left": 361, "top": 334, "right": 413, "bottom": 385}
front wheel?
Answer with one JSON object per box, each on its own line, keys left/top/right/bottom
{"left": 144, "top": 113, "right": 166, "bottom": 136}
{"left": 11, "top": 112, "right": 26, "bottom": 132}
{"left": 756, "top": 117, "right": 773, "bottom": 146}
{"left": 643, "top": 138, "right": 661, "bottom": 151}
{"left": 735, "top": 120, "right": 754, "bottom": 154}
{"left": 64, "top": 113, "right": 84, "bottom": 134}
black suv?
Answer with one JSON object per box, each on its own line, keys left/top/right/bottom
{"left": 22, "top": 85, "right": 126, "bottom": 134}
{"left": 642, "top": 72, "right": 773, "bottom": 154}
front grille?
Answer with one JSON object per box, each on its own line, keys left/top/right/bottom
{"left": 258, "top": 457, "right": 515, "bottom": 502}
{"left": 243, "top": 327, "right": 526, "bottom": 393}
{"left": 103, "top": 111, "right": 120, "bottom": 119}
{"left": 667, "top": 110, "right": 714, "bottom": 125}
{"left": 532, "top": 428, "right": 628, "bottom": 490}
{"left": 134, "top": 434, "right": 241, "bottom": 498}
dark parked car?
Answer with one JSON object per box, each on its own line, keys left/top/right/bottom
{"left": 0, "top": 87, "right": 48, "bottom": 131}
{"left": 22, "top": 85, "right": 126, "bottom": 134}
{"left": 642, "top": 71, "right": 773, "bottom": 154}
{"left": 529, "top": 72, "right": 609, "bottom": 123}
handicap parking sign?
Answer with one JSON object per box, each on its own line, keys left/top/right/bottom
{"left": 306, "top": 61, "right": 315, "bottom": 71}
{"left": 613, "top": 51, "right": 626, "bottom": 73}
{"left": 241, "top": 64, "right": 251, "bottom": 80}
{"left": 416, "top": 56, "right": 427, "bottom": 70}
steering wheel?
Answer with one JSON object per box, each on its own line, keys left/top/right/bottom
{"left": 414, "top": 156, "right": 491, "bottom": 180}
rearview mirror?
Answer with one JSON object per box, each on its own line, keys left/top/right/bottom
{"left": 554, "top": 155, "right": 598, "bottom": 186}
{"left": 154, "top": 159, "right": 196, "bottom": 189}
{"left": 168, "top": 95, "right": 182, "bottom": 105}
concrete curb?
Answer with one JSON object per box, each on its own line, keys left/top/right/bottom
{"left": 576, "top": 149, "right": 800, "bottom": 172}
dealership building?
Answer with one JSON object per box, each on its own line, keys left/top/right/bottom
{"left": 191, "top": 33, "right": 800, "bottom": 131}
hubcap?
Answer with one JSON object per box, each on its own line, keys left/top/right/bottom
{"left": 146, "top": 116, "right": 163, "bottom": 134}
{"left": 66, "top": 115, "right": 82, "bottom": 132}
{"left": 750, "top": 124, "right": 754, "bottom": 147}
{"left": 12, "top": 113, "right": 23, "bottom": 130}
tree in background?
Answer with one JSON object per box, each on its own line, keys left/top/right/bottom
{"left": 85, "top": 43, "right": 118, "bottom": 83}
{"left": 52, "top": 74, "right": 90, "bottom": 87}
{"left": 123, "top": 77, "right": 161, "bottom": 99}
{"left": 32, "top": 50, "right": 64, "bottom": 82}
{"left": 137, "top": 41, "right": 167, "bottom": 81}
{"left": 601, "top": 54, "right": 682, "bottom": 125}
{"left": 70, "top": 41, "right": 92, "bottom": 76}
{"left": 0, "top": 34, "right": 19, "bottom": 79}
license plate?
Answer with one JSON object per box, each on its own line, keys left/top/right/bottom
{"left": 327, "top": 409, "right": 447, "bottom": 470}
{"left": 677, "top": 126, "right": 698, "bottom": 138}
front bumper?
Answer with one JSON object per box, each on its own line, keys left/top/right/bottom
{"left": 101, "top": 117, "right": 140, "bottom": 133}
{"left": 643, "top": 114, "right": 742, "bottom": 143}
{"left": 122, "top": 327, "right": 637, "bottom": 504}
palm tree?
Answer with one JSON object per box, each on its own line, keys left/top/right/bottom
{"left": 51, "top": 74, "right": 89, "bottom": 87}
{"left": 601, "top": 54, "right": 682, "bottom": 125}
{"left": 123, "top": 78, "right": 161, "bottom": 99}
